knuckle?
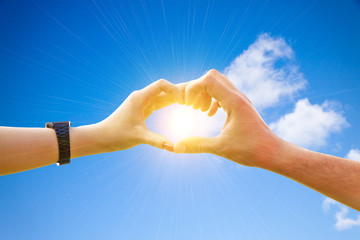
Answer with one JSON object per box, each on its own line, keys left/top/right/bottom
{"left": 203, "top": 74, "right": 215, "bottom": 85}
{"left": 151, "top": 136, "right": 162, "bottom": 148}
{"left": 129, "top": 90, "right": 141, "bottom": 99}
{"left": 186, "top": 86, "right": 196, "bottom": 95}
{"left": 156, "top": 78, "right": 168, "bottom": 86}
{"left": 207, "top": 69, "right": 220, "bottom": 76}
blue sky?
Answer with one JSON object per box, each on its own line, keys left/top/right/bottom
{"left": 1, "top": 0, "right": 360, "bottom": 239}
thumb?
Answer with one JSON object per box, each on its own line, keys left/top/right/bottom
{"left": 142, "top": 130, "right": 174, "bottom": 152}
{"left": 174, "top": 136, "right": 217, "bottom": 154}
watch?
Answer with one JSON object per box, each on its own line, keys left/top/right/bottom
{"left": 45, "top": 121, "right": 71, "bottom": 165}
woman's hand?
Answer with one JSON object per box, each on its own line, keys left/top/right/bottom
{"left": 0, "top": 77, "right": 219, "bottom": 175}
{"left": 0, "top": 79, "right": 188, "bottom": 175}
{"left": 96, "top": 79, "right": 185, "bottom": 152}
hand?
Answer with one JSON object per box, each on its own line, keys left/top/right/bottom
{"left": 96, "top": 79, "right": 185, "bottom": 152}
{"left": 174, "top": 69, "right": 281, "bottom": 168}
{"left": 0, "top": 79, "right": 188, "bottom": 175}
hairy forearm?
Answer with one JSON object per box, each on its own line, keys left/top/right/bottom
{"left": 261, "top": 138, "right": 360, "bottom": 211}
{"left": 0, "top": 124, "right": 103, "bottom": 175}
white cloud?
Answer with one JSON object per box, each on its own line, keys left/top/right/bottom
{"left": 224, "top": 33, "right": 306, "bottom": 110}
{"left": 346, "top": 149, "right": 360, "bottom": 161}
{"left": 220, "top": 32, "right": 354, "bottom": 232}
{"left": 322, "top": 198, "right": 360, "bottom": 231}
{"left": 160, "top": 33, "right": 347, "bottom": 151}
{"left": 269, "top": 98, "right": 348, "bottom": 148}
{"left": 323, "top": 197, "right": 337, "bottom": 212}
{"left": 221, "top": 34, "right": 347, "bottom": 149}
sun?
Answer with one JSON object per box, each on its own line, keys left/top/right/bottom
{"left": 168, "top": 106, "right": 204, "bottom": 140}
{"left": 147, "top": 103, "right": 224, "bottom": 143}
{"left": 157, "top": 104, "right": 223, "bottom": 143}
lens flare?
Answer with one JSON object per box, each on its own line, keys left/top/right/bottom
{"left": 160, "top": 104, "right": 223, "bottom": 142}
{"left": 169, "top": 106, "right": 204, "bottom": 140}
{"left": 147, "top": 104, "right": 225, "bottom": 143}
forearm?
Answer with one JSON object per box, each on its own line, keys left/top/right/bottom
{"left": 70, "top": 124, "right": 104, "bottom": 158}
{"left": 0, "top": 124, "right": 104, "bottom": 175}
{"left": 0, "top": 127, "right": 58, "bottom": 174}
{"left": 260, "top": 137, "right": 360, "bottom": 211}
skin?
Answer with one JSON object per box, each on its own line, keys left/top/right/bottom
{"left": 0, "top": 79, "right": 190, "bottom": 175}
{"left": 1, "top": 70, "right": 360, "bottom": 211}
{"left": 174, "top": 69, "right": 360, "bottom": 211}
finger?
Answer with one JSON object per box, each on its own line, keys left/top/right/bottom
{"left": 207, "top": 70, "right": 239, "bottom": 95}
{"left": 177, "top": 81, "right": 190, "bottom": 96}
{"left": 174, "top": 136, "right": 217, "bottom": 154}
{"left": 141, "top": 129, "right": 174, "bottom": 152}
{"left": 140, "top": 79, "right": 184, "bottom": 107}
{"left": 187, "top": 70, "right": 234, "bottom": 111}
{"left": 144, "top": 93, "right": 175, "bottom": 118}
{"left": 207, "top": 99, "right": 220, "bottom": 117}
{"left": 204, "top": 69, "right": 236, "bottom": 90}
{"left": 185, "top": 82, "right": 199, "bottom": 106}
{"left": 200, "top": 93, "right": 212, "bottom": 112}
{"left": 192, "top": 94, "right": 203, "bottom": 110}
{"left": 143, "top": 81, "right": 192, "bottom": 119}
{"left": 206, "top": 70, "right": 237, "bottom": 91}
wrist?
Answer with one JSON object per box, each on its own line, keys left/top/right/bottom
{"left": 254, "top": 133, "right": 307, "bottom": 175}
{"left": 251, "top": 131, "right": 288, "bottom": 171}
{"left": 70, "top": 123, "right": 106, "bottom": 158}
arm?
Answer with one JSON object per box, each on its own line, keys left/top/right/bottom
{"left": 268, "top": 141, "right": 360, "bottom": 211}
{"left": 174, "top": 69, "right": 360, "bottom": 211}
{"left": 0, "top": 124, "right": 103, "bottom": 175}
{"left": 0, "top": 79, "right": 185, "bottom": 175}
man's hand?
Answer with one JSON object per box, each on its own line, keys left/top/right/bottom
{"left": 174, "top": 69, "right": 280, "bottom": 168}
{"left": 175, "top": 69, "right": 360, "bottom": 211}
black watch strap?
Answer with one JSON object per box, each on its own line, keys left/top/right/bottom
{"left": 45, "top": 121, "right": 71, "bottom": 165}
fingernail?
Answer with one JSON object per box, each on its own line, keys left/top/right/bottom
{"left": 175, "top": 144, "right": 186, "bottom": 153}
{"left": 162, "top": 143, "right": 174, "bottom": 152}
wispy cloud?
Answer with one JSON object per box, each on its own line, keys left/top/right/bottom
{"left": 269, "top": 98, "right": 348, "bottom": 148}
{"left": 346, "top": 149, "right": 360, "bottom": 161}
{"left": 322, "top": 198, "right": 360, "bottom": 231}
{"left": 224, "top": 33, "right": 306, "bottom": 110}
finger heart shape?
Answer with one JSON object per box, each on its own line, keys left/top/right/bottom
{"left": 146, "top": 99, "right": 225, "bottom": 153}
